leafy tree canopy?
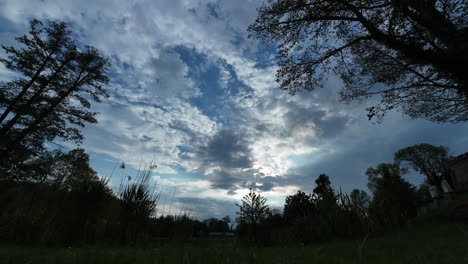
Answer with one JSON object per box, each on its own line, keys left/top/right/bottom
{"left": 366, "top": 163, "right": 418, "bottom": 224}
{"left": 0, "top": 19, "right": 110, "bottom": 167}
{"left": 366, "top": 163, "right": 408, "bottom": 193}
{"left": 236, "top": 190, "right": 270, "bottom": 225}
{"left": 249, "top": 0, "right": 468, "bottom": 122}
{"left": 394, "top": 143, "right": 452, "bottom": 186}
{"left": 313, "top": 173, "right": 335, "bottom": 200}
{"left": 284, "top": 190, "right": 315, "bottom": 222}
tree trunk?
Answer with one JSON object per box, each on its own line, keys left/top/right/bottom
{"left": 3, "top": 70, "right": 87, "bottom": 154}
{"left": 0, "top": 59, "right": 71, "bottom": 137}
{"left": 6, "top": 88, "right": 75, "bottom": 151}
{"left": 0, "top": 52, "right": 55, "bottom": 124}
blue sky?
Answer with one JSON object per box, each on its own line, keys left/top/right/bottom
{"left": 1, "top": 0, "right": 467, "bottom": 220}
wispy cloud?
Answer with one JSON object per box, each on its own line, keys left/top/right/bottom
{"left": 1, "top": 0, "right": 467, "bottom": 219}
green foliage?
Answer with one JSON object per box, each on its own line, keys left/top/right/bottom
{"left": 2, "top": 221, "right": 467, "bottom": 263}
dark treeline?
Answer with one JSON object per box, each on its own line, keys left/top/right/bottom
{"left": 0, "top": 149, "right": 233, "bottom": 244}
{"left": 234, "top": 144, "right": 458, "bottom": 244}
{"left": 235, "top": 172, "right": 421, "bottom": 244}
{"left": 0, "top": 142, "right": 458, "bottom": 245}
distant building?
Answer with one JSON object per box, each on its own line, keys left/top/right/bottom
{"left": 449, "top": 153, "right": 468, "bottom": 192}
{"left": 418, "top": 153, "right": 468, "bottom": 215}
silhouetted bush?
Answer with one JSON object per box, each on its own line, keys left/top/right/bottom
{"left": 235, "top": 169, "right": 423, "bottom": 245}
{"left": 0, "top": 145, "right": 442, "bottom": 247}
{"left": 366, "top": 163, "right": 419, "bottom": 230}
{"left": 0, "top": 153, "right": 212, "bottom": 245}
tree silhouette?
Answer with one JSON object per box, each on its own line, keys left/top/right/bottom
{"left": 235, "top": 190, "right": 271, "bottom": 242}
{"left": 249, "top": 0, "right": 468, "bottom": 122}
{"left": 366, "top": 163, "right": 408, "bottom": 193}
{"left": 366, "top": 163, "right": 418, "bottom": 226}
{"left": 204, "top": 218, "right": 229, "bottom": 232}
{"left": 0, "top": 19, "right": 110, "bottom": 166}
{"left": 236, "top": 190, "right": 270, "bottom": 225}
{"left": 222, "top": 215, "right": 233, "bottom": 231}
{"left": 284, "top": 190, "right": 315, "bottom": 222}
{"left": 48, "top": 148, "right": 102, "bottom": 190}
{"left": 394, "top": 143, "right": 453, "bottom": 188}
{"left": 349, "top": 189, "right": 370, "bottom": 210}
{"left": 313, "top": 174, "right": 335, "bottom": 202}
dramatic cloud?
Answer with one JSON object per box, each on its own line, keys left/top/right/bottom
{"left": 1, "top": 0, "right": 467, "bottom": 219}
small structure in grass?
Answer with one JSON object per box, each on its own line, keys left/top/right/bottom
{"left": 418, "top": 153, "right": 468, "bottom": 215}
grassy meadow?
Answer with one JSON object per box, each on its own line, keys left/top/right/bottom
{"left": 1, "top": 219, "right": 467, "bottom": 264}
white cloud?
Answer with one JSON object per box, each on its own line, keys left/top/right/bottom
{"left": 3, "top": 0, "right": 467, "bottom": 220}
{"left": 0, "top": 0, "right": 349, "bottom": 215}
{"left": 79, "top": 98, "right": 218, "bottom": 174}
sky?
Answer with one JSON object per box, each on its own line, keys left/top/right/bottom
{"left": 1, "top": 0, "right": 467, "bottom": 220}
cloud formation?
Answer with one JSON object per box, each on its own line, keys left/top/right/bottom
{"left": 1, "top": 0, "right": 468, "bottom": 219}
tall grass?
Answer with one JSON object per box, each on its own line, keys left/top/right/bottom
{"left": 0, "top": 159, "right": 210, "bottom": 245}
{"left": 118, "top": 161, "right": 159, "bottom": 242}
{"left": 1, "top": 220, "right": 467, "bottom": 264}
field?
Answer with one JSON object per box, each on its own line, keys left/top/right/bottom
{"left": 1, "top": 219, "right": 467, "bottom": 264}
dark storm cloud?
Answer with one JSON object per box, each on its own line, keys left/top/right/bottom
{"left": 247, "top": 181, "right": 276, "bottom": 192}
{"left": 282, "top": 106, "right": 350, "bottom": 139}
{"left": 198, "top": 128, "right": 253, "bottom": 169}
{"left": 206, "top": 169, "right": 268, "bottom": 195}
{"left": 209, "top": 170, "right": 243, "bottom": 190}
{"left": 194, "top": 125, "right": 296, "bottom": 193}
{"left": 209, "top": 172, "right": 293, "bottom": 195}
{"left": 193, "top": 128, "right": 258, "bottom": 193}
